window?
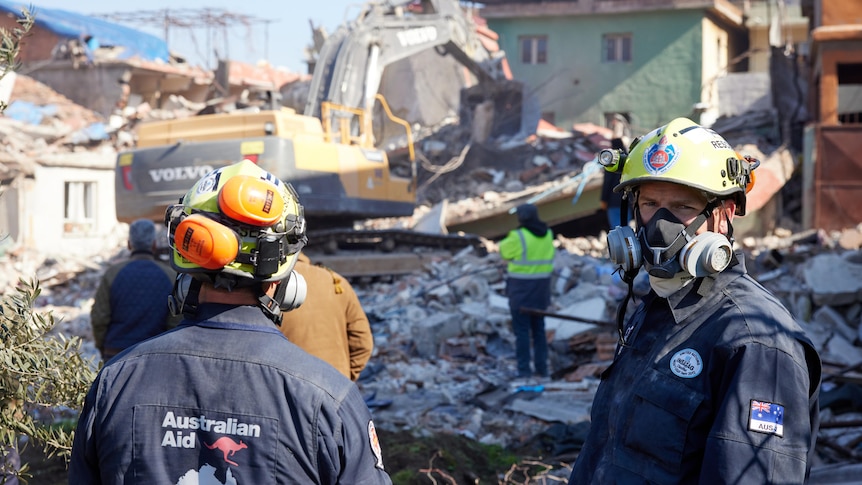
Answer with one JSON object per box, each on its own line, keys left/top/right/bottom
{"left": 64, "top": 181, "right": 95, "bottom": 234}
{"left": 837, "top": 62, "right": 862, "bottom": 125}
{"left": 603, "top": 33, "right": 632, "bottom": 63}
{"left": 520, "top": 36, "right": 547, "bottom": 65}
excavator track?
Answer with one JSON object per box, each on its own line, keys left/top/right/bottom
{"left": 301, "top": 228, "right": 488, "bottom": 278}
{"left": 306, "top": 228, "right": 487, "bottom": 256}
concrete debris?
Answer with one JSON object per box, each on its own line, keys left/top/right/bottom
{"left": 5, "top": 223, "right": 862, "bottom": 472}
{"left": 802, "top": 253, "right": 862, "bottom": 307}
{"left": 409, "top": 117, "right": 610, "bottom": 209}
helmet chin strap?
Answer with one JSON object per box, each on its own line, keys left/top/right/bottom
{"left": 258, "top": 272, "right": 307, "bottom": 326}
{"left": 169, "top": 274, "right": 202, "bottom": 318}
{"left": 717, "top": 202, "right": 741, "bottom": 272}
{"left": 717, "top": 199, "right": 736, "bottom": 243}
{"left": 258, "top": 289, "right": 283, "bottom": 326}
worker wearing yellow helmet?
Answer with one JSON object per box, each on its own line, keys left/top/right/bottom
{"left": 601, "top": 117, "right": 759, "bottom": 284}
{"left": 570, "top": 118, "right": 821, "bottom": 484}
{"left": 70, "top": 159, "right": 394, "bottom": 483}
{"left": 165, "top": 159, "right": 309, "bottom": 322}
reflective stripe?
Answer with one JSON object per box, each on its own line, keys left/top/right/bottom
{"left": 512, "top": 260, "right": 554, "bottom": 266}
{"left": 507, "top": 272, "right": 553, "bottom": 280}
{"left": 514, "top": 229, "right": 553, "bottom": 264}
{"left": 515, "top": 230, "right": 529, "bottom": 262}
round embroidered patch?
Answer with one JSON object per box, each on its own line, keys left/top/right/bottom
{"left": 670, "top": 348, "right": 703, "bottom": 378}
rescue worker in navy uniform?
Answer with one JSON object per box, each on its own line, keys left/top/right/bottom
{"left": 499, "top": 203, "right": 555, "bottom": 380}
{"left": 69, "top": 160, "right": 392, "bottom": 484}
{"left": 569, "top": 118, "right": 821, "bottom": 484}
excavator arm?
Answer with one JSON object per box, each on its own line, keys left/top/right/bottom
{"left": 304, "top": 0, "right": 518, "bottom": 138}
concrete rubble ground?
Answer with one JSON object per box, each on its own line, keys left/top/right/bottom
{"left": 4, "top": 74, "right": 862, "bottom": 481}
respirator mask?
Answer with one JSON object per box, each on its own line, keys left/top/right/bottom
{"left": 607, "top": 207, "right": 733, "bottom": 280}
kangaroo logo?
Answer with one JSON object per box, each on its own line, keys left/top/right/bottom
{"left": 204, "top": 437, "right": 248, "bottom": 466}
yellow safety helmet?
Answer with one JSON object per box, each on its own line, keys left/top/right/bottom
{"left": 165, "top": 160, "right": 307, "bottom": 286}
{"left": 614, "top": 117, "right": 758, "bottom": 216}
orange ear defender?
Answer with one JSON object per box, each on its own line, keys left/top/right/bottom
{"left": 218, "top": 175, "right": 285, "bottom": 227}
{"left": 174, "top": 214, "right": 241, "bottom": 270}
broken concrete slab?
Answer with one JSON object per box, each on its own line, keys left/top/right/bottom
{"left": 544, "top": 297, "right": 606, "bottom": 341}
{"left": 824, "top": 333, "right": 862, "bottom": 366}
{"left": 410, "top": 312, "right": 463, "bottom": 358}
{"left": 813, "top": 306, "right": 857, "bottom": 343}
{"left": 802, "top": 253, "right": 862, "bottom": 306}
{"left": 412, "top": 200, "right": 449, "bottom": 235}
{"left": 505, "top": 390, "right": 594, "bottom": 424}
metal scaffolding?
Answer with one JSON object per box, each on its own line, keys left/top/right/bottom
{"left": 93, "top": 8, "right": 276, "bottom": 67}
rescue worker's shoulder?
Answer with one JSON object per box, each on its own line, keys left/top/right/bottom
{"left": 114, "top": 327, "right": 359, "bottom": 402}
{"left": 712, "top": 275, "right": 810, "bottom": 350}
{"left": 294, "top": 258, "right": 338, "bottom": 289}
{"left": 102, "top": 258, "right": 137, "bottom": 281}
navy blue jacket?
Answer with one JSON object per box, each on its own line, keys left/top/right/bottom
{"left": 570, "top": 255, "right": 821, "bottom": 484}
{"left": 90, "top": 251, "right": 176, "bottom": 354}
{"left": 70, "top": 304, "right": 392, "bottom": 484}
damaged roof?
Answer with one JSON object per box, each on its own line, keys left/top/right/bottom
{"left": 0, "top": 1, "right": 170, "bottom": 62}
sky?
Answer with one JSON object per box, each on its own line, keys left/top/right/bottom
{"left": 26, "top": 0, "right": 363, "bottom": 73}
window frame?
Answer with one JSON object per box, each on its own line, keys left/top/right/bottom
{"left": 519, "top": 35, "right": 548, "bottom": 65}
{"left": 602, "top": 33, "right": 632, "bottom": 63}
{"left": 64, "top": 180, "right": 96, "bottom": 235}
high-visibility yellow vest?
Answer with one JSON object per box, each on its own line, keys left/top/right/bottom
{"left": 499, "top": 228, "right": 555, "bottom": 278}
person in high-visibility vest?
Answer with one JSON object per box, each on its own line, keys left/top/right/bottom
{"left": 499, "top": 203, "right": 555, "bottom": 380}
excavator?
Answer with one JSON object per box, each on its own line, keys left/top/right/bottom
{"left": 114, "top": 0, "right": 526, "bottom": 252}
{"left": 304, "top": 0, "right": 526, "bottom": 144}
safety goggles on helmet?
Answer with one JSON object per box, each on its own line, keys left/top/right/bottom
{"left": 165, "top": 160, "right": 307, "bottom": 284}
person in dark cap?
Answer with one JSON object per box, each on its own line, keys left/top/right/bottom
{"left": 90, "top": 218, "right": 178, "bottom": 361}
{"left": 499, "top": 203, "right": 556, "bottom": 382}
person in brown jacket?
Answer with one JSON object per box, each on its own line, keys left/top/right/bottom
{"left": 279, "top": 253, "right": 373, "bottom": 381}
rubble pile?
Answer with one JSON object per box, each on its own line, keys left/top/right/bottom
{"left": 5, "top": 222, "right": 862, "bottom": 474}
{"left": 411, "top": 120, "right": 614, "bottom": 209}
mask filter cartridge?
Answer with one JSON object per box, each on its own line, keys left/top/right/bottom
{"left": 276, "top": 270, "right": 307, "bottom": 312}
{"left": 679, "top": 232, "right": 733, "bottom": 277}
{"left": 607, "top": 225, "right": 641, "bottom": 274}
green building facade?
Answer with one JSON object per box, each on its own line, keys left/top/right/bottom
{"left": 482, "top": 1, "right": 746, "bottom": 134}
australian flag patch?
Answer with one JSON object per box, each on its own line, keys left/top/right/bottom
{"left": 748, "top": 400, "right": 784, "bottom": 437}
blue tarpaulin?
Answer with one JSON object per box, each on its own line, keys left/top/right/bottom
{"left": 4, "top": 100, "right": 57, "bottom": 124}
{"left": 0, "top": 1, "right": 170, "bottom": 62}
